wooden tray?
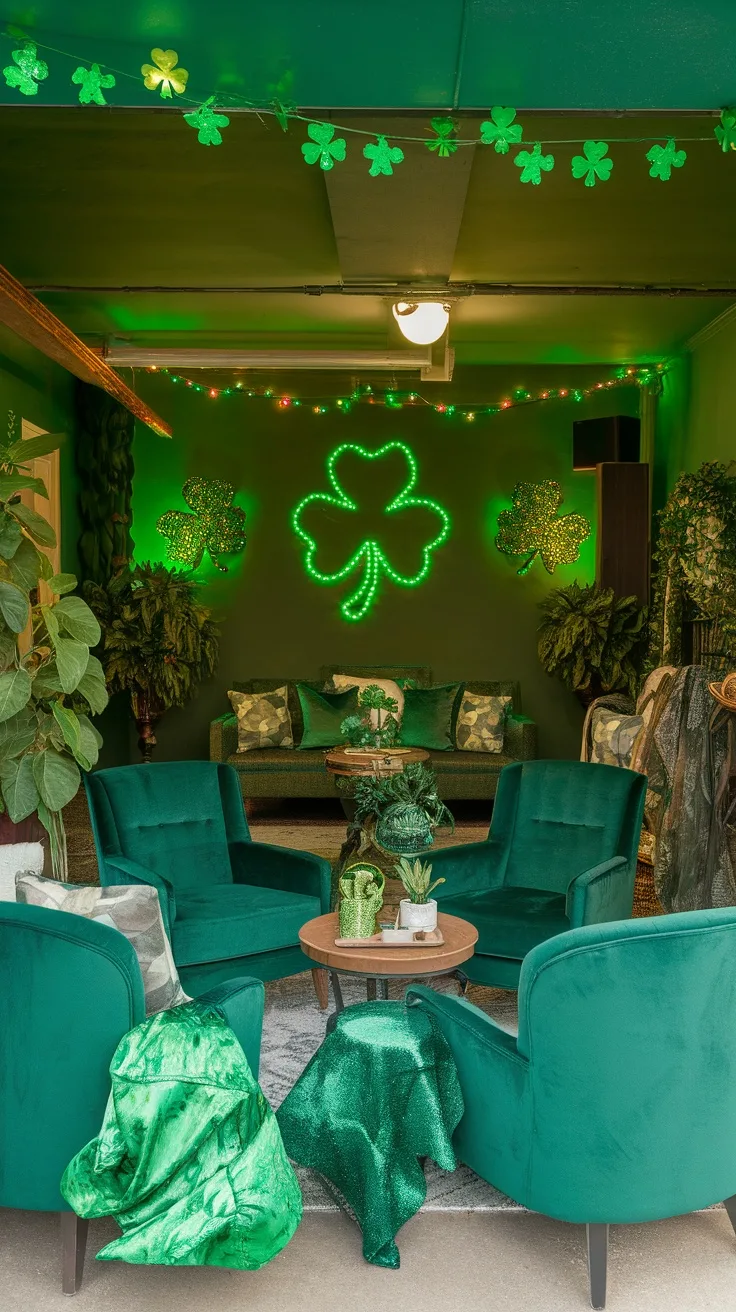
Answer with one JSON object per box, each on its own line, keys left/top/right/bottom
{"left": 334, "top": 929, "right": 445, "bottom": 948}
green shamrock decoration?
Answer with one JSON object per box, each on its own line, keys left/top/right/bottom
{"left": 571, "top": 140, "right": 613, "bottom": 187}
{"left": 183, "top": 98, "right": 230, "bottom": 146}
{"left": 715, "top": 108, "right": 736, "bottom": 153}
{"left": 71, "top": 63, "right": 116, "bottom": 106}
{"left": 646, "top": 139, "right": 686, "bottom": 181}
{"left": 495, "top": 481, "right": 591, "bottom": 575}
{"left": 363, "top": 135, "right": 404, "bottom": 177}
{"left": 426, "top": 116, "right": 458, "bottom": 157}
{"left": 514, "top": 142, "right": 555, "bottom": 185}
{"left": 3, "top": 41, "right": 49, "bottom": 96}
{"left": 156, "top": 477, "right": 246, "bottom": 571}
{"left": 301, "top": 122, "right": 347, "bottom": 170}
{"left": 292, "top": 441, "right": 451, "bottom": 622}
{"left": 479, "top": 106, "right": 522, "bottom": 154}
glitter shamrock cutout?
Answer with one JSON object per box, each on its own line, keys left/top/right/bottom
{"left": 3, "top": 41, "right": 48, "bottom": 96}
{"left": 495, "top": 481, "right": 590, "bottom": 575}
{"left": 646, "top": 139, "right": 686, "bottom": 181}
{"left": 301, "top": 123, "right": 347, "bottom": 170}
{"left": 292, "top": 441, "right": 451, "bottom": 622}
{"left": 571, "top": 140, "right": 613, "bottom": 187}
{"left": 184, "top": 98, "right": 230, "bottom": 146}
{"left": 715, "top": 108, "right": 736, "bottom": 153}
{"left": 156, "top": 477, "right": 246, "bottom": 571}
{"left": 426, "top": 117, "right": 458, "bottom": 157}
{"left": 71, "top": 63, "right": 116, "bottom": 106}
{"left": 514, "top": 142, "right": 555, "bottom": 185}
{"left": 141, "top": 48, "right": 189, "bottom": 99}
{"left": 363, "top": 135, "right": 404, "bottom": 177}
{"left": 479, "top": 106, "right": 522, "bottom": 154}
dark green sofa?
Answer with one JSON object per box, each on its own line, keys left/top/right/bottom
{"left": 210, "top": 665, "right": 537, "bottom": 802}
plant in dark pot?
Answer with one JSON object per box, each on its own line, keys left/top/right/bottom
{"left": 538, "top": 582, "right": 648, "bottom": 707}
{"left": 0, "top": 428, "right": 108, "bottom": 882}
{"left": 84, "top": 562, "right": 219, "bottom": 762}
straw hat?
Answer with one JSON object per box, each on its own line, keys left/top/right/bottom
{"left": 709, "top": 671, "right": 736, "bottom": 710}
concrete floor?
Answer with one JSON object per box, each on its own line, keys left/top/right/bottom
{"left": 1, "top": 1208, "right": 735, "bottom": 1312}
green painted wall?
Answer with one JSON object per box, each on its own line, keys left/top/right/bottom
{"left": 655, "top": 314, "right": 736, "bottom": 498}
{"left": 127, "top": 365, "right": 640, "bottom": 767}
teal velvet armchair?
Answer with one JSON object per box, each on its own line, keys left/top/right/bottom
{"left": 85, "top": 761, "right": 331, "bottom": 997}
{"left": 0, "top": 901, "right": 264, "bottom": 1293}
{"left": 431, "top": 760, "right": 647, "bottom": 988}
{"left": 408, "top": 909, "right": 736, "bottom": 1308}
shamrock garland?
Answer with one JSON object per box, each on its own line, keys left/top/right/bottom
{"left": 71, "top": 63, "right": 115, "bottom": 106}
{"left": 715, "top": 107, "right": 736, "bottom": 152}
{"left": 426, "top": 117, "right": 458, "bottom": 157}
{"left": 363, "top": 135, "right": 404, "bottom": 177}
{"left": 141, "top": 48, "right": 188, "bottom": 98}
{"left": 184, "top": 97, "right": 230, "bottom": 146}
{"left": 301, "top": 122, "right": 347, "bottom": 170}
{"left": 479, "top": 106, "right": 522, "bottom": 154}
{"left": 646, "top": 138, "right": 687, "bottom": 181}
{"left": 292, "top": 441, "right": 451, "bottom": 622}
{"left": 156, "top": 477, "right": 246, "bottom": 572}
{"left": 571, "top": 140, "right": 613, "bottom": 186}
{"left": 2, "top": 41, "right": 48, "bottom": 96}
{"left": 514, "top": 142, "right": 555, "bottom": 185}
{"left": 496, "top": 481, "right": 591, "bottom": 575}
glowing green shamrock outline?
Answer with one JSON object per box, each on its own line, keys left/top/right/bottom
{"left": 156, "top": 476, "right": 246, "bottom": 571}
{"left": 571, "top": 140, "right": 613, "bottom": 187}
{"left": 646, "top": 139, "right": 686, "bottom": 181}
{"left": 480, "top": 107, "right": 522, "bottom": 154}
{"left": 715, "top": 107, "right": 736, "bottom": 153}
{"left": 301, "top": 123, "right": 347, "bottom": 170}
{"left": 514, "top": 142, "right": 555, "bottom": 185}
{"left": 71, "top": 63, "right": 116, "bottom": 106}
{"left": 426, "top": 117, "right": 458, "bottom": 157}
{"left": 291, "top": 441, "right": 451, "bottom": 622}
{"left": 363, "top": 135, "right": 404, "bottom": 177}
{"left": 184, "top": 97, "right": 230, "bottom": 146}
{"left": 3, "top": 41, "right": 48, "bottom": 96}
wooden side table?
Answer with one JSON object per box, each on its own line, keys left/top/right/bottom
{"left": 299, "top": 911, "right": 478, "bottom": 1012}
{"left": 325, "top": 746, "right": 430, "bottom": 779}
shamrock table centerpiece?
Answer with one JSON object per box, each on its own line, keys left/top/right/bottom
{"left": 338, "top": 862, "right": 385, "bottom": 940}
{"left": 340, "top": 683, "right": 400, "bottom": 750}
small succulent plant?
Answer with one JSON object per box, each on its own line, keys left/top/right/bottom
{"left": 394, "top": 856, "right": 445, "bottom": 905}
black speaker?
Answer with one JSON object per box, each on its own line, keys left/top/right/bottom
{"left": 573, "top": 415, "right": 640, "bottom": 470}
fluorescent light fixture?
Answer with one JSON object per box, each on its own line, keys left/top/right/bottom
{"left": 392, "top": 301, "right": 450, "bottom": 346}
{"left": 104, "top": 347, "right": 431, "bottom": 370}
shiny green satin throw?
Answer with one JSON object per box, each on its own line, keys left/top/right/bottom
{"left": 61, "top": 1002, "right": 302, "bottom": 1268}
{"left": 277, "top": 1000, "right": 464, "bottom": 1267}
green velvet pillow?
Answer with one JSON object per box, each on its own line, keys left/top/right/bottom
{"left": 296, "top": 684, "right": 360, "bottom": 749}
{"left": 399, "top": 683, "right": 462, "bottom": 751}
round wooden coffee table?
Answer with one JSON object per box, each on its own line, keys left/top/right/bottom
{"left": 325, "top": 746, "right": 430, "bottom": 778}
{"left": 300, "top": 911, "right": 478, "bottom": 1012}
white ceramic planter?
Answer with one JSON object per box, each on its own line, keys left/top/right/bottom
{"left": 399, "top": 898, "right": 438, "bottom": 932}
{"left": 0, "top": 841, "right": 44, "bottom": 902}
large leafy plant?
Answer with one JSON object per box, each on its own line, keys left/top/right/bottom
{"left": 0, "top": 429, "right": 108, "bottom": 876}
{"left": 351, "top": 762, "right": 454, "bottom": 833}
{"left": 84, "top": 562, "right": 218, "bottom": 710}
{"left": 340, "top": 683, "right": 400, "bottom": 749}
{"left": 538, "top": 582, "right": 648, "bottom": 700}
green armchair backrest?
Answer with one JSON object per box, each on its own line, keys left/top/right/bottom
{"left": 86, "top": 761, "right": 251, "bottom": 892}
{"left": 0, "top": 901, "right": 145, "bottom": 1213}
{"left": 490, "top": 760, "right": 645, "bottom": 893}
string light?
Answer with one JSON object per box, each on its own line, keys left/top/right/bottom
{"left": 146, "top": 364, "right": 665, "bottom": 423}
{"left": 291, "top": 440, "right": 451, "bottom": 622}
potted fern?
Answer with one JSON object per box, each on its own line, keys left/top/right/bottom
{"left": 84, "top": 563, "right": 218, "bottom": 761}
{"left": 394, "top": 857, "right": 445, "bottom": 932}
{"left": 538, "top": 582, "right": 648, "bottom": 707}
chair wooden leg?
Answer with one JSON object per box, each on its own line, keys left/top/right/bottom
{"left": 586, "top": 1223, "right": 608, "bottom": 1310}
{"left": 724, "top": 1194, "right": 736, "bottom": 1236}
{"left": 311, "top": 967, "right": 329, "bottom": 1010}
{"left": 61, "top": 1212, "right": 88, "bottom": 1295}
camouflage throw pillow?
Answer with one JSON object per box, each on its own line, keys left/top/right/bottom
{"left": 590, "top": 708, "right": 643, "bottom": 768}
{"left": 456, "top": 691, "right": 511, "bottom": 753}
{"left": 228, "top": 685, "right": 294, "bottom": 752}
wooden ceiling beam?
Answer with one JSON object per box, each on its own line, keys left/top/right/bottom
{"left": 0, "top": 263, "right": 172, "bottom": 437}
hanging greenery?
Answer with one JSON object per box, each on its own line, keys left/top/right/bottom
{"left": 648, "top": 461, "right": 736, "bottom": 669}
{"left": 75, "top": 383, "right": 135, "bottom": 586}
{"left": 538, "top": 582, "right": 649, "bottom": 702}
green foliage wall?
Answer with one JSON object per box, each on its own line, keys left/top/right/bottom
{"left": 130, "top": 366, "right": 640, "bottom": 764}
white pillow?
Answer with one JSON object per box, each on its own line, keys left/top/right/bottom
{"left": 329, "top": 674, "right": 404, "bottom": 728}
{"left": 15, "top": 872, "right": 191, "bottom": 1016}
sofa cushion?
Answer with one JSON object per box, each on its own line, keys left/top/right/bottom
{"left": 400, "top": 684, "right": 461, "bottom": 750}
{"left": 228, "top": 686, "right": 294, "bottom": 752}
{"left": 172, "top": 883, "right": 321, "bottom": 966}
{"left": 455, "top": 692, "right": 512, "bottom": 753}
{"left": 439, "top": 886, "right": 569, "bottom": 961}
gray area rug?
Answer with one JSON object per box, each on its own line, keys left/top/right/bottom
{"left": 260, "top": 970, "right": 521, "bottom": 1212}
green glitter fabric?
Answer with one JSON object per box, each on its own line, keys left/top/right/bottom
{"left": 495, "top": 479, "right": 590, "bottom": 575}
{"left": 277, "top": 1001, "right": 463, "bottom": 1267}
{"left": 61, "top": 1002, "right": 302, "bottom": 1268}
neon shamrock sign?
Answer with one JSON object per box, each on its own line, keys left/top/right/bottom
{"left": 292, "top": 441, "right": 451, "bottom": 621}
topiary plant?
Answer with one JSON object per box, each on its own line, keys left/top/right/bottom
{"left": 538, "top": 582, "right": 648, "bottom": 703}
